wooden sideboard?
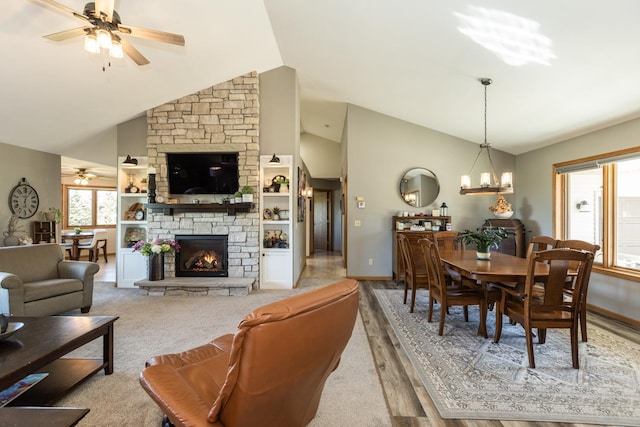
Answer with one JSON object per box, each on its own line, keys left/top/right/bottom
{"left": 482, "top": 218, "right": 526, "bottom": 258}
{"left": 391, "top": 215, "right": 451, "bottom": 283}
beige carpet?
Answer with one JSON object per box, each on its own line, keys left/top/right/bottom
{"left": 57, "top": 281, "right": 390, "bottom": 426}
{"left": 374, "top": 288, "right": 640, "bottom": 426}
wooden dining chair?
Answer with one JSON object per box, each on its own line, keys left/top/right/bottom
{"left": 556, "top": 239, "right": 600, "bottom": 342}
{"left": 493, "top": 248, "right": 594, "bottom": 368}
{"left": 526, "top": 235, "right": 558, "bottom": 258}
{"left": 398, "top": 233, "right": 429, "bottom": 313}
{"left": 419, "top": 238, "right": 487, "bottom": 337}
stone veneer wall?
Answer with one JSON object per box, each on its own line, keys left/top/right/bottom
{"left": 145, "top": 72, "right": 260, "bottom": 283}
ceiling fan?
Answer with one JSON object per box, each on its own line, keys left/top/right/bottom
{"left": 35, "top": 0, "right": 185, "bottom": 66}
{"left": 68, "top": 168, "right": 97, "bottom": 185}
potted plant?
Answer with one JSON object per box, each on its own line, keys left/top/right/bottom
{"left": 240, "top": 185, "right": 254, "bottom": 203}
{"left": 43, "top": 207, "right": 62, "bottom": 223}
{"left": 234, "top": 191, "right": 243, "bottom": 204}
{"left": 272, "top": 206, "right": 281, "bottom": 220}
{"left": 274, "top": 177, "right": 289, "bottom": 193}
{"left": 457, "top": 227, "right": 514, "bottom": 260}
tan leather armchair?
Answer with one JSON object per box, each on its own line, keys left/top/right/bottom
{"left": 139, "top": 279, "right": 360, "bottom": 427}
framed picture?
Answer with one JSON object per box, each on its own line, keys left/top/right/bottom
{"left": 298, "top": 196, "right": 305, "bottom": 222}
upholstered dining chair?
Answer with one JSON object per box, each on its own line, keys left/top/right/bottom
{"left": 139, "top": 279, "right": 359, "bottom": 427}
{"left": 556, "top": 239, "right": 600, "bottom": 341}
{"left": 418, "top": 238, "right": 488, "bottom": 337}
{"left": 493, "top": 248, "right": 594, "bottom": 368}
{"left": 75, "top": 229, "right": 108, "bottom": 262}
{"left": 398, "top": 233, "right": 429, "bottom": 313}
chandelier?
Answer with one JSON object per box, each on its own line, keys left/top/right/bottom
{"left": 460, "top": 78, "right": 513, "bottom": 195}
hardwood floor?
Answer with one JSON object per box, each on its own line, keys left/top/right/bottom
{"left": 358, "top": 278, "right": 640, "bottom": 427}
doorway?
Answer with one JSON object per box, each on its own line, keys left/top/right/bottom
{"left": 313, "top": 189, "right": 333, "bottom": 253}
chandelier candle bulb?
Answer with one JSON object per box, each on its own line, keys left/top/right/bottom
{"left": 501, "top": 172, "right": 513, "bottom": 187}
{"left": 480, "top": 172, "right": 491, "bottom": 187}
{"left": 461, "top": 175, "right": 471, "bottom": 189}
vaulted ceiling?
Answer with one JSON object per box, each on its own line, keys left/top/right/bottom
{"left": 3, "top": 0, "right": 640, "bottom": 169}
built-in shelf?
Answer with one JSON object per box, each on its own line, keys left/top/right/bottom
{"left": 144, "top": 202, "right": 252, "bottom": 216}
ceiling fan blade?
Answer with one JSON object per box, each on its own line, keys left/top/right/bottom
{"left": 36, "top": 0, "right": 90, "bottom": 22}
{"left": 118, "top": 25, "right": 185, "bottom": 46}
{"left": 121, "top": 38, "right": 150, "bottom": 66}
{"left": 95, "top": 0, "right": 115, "bottom": 21}
{"left": 44, "top": 26, "right": 89, "bottom": 42}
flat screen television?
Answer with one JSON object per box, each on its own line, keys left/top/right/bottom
{"left": 166, "top": 152, "right": 239, "bottom": 195}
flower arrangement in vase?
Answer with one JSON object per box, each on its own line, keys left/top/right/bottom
{"left": 132, "top": 238, "right": 181, "bottom": 281}
{"left": 489, "top": 196, "right": 513, "bottom": 218}
{"left": 132, "top": 238, "right": 180, "bottom": 256}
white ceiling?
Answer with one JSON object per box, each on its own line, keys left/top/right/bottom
{"left": 4, "top": 0, "right": 640, "bottom": 174}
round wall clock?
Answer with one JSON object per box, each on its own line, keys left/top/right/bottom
{"left": 8, "top": 178, "right": 39, "bottom": 219}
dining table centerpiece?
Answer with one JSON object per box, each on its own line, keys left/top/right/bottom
{"left": 489, "top": 195, "right": 514, "bottom": 219}
{"left": 132, "top": 238, "right": 181, "bottom": 281}
{"left": 457, "top": 227, "right": 514, "bottom": 260}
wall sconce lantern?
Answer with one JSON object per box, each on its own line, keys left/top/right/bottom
{"left": 576, "top": 200, "right": 590, "bottom": 212}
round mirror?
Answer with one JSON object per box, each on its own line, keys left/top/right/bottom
{"left": 399, "top": 168, "right": 440, "bottom": 207}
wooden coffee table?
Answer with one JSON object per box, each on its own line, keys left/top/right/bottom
{"left": 0, "top": 315, "right": 118, "bottom": 406}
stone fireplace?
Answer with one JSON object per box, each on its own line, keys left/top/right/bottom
{"left": 175, "top": 235, "right": 228, "bottom": 277}
{"left": 143, "top": 72, "right": 260, "bottom": 287}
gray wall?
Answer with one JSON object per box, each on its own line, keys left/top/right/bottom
{"left": 517, "top": 117, "right": 640, "bottom": 323}
{"left": 0, "top": 142, "right": 62, "bottom": 246}
{"left": 260, "top": 66, "right": 306, "bottom": 285}
{"left": 344, "top": 104, "right": 515, "bottom": 277}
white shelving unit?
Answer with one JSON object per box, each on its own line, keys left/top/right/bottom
{"left": 260, "top": 154, "right": 293, "bottom": 289}
{"left": 116, "top": 156, "right": 149, "bottom": 288}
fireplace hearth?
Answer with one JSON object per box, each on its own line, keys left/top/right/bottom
{"left": 175, "top": 235, "right": 228, "bottom": 277}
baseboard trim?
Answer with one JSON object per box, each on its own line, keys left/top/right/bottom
{"left": 347, "top": 276, "right": 392, "bottom": 281}
{"left": 587, "top": 303, "right": 640, "bottom": 329}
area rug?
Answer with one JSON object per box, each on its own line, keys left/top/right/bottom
{"left": 374, "top": 288, "right": 640, "bottom": 426}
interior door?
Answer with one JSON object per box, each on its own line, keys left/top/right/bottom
{"left": 313, "top": 189, "right": 332, "bottom": 251}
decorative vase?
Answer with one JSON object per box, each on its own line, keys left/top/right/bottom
{"left": 148, "top": 253, "right": 165, "bottom": 281}
{"left": 493, "top": 211, "right": 514, "bottom": 219}
{"left": 242, "top": 194, "right": 253, "bottom": 203}
{"left": 476, "top": 246, "right": 491, "bottom": 260}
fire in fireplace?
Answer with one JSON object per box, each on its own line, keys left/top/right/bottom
{"left": 175, "top": 235, "right": 228, "bottom": 277}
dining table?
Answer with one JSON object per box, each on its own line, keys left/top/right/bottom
{"left": 60, "top": 230, "right": 95, "bottom": 261}
{"left": 438, "top": 249, "right": 550, "bottom": 337}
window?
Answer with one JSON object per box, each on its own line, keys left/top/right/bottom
{"left": 64, "top": 185, "right": 117, "bottom": 228}
{"left": 555, "top": 148, "right": 640, "bottom": 281}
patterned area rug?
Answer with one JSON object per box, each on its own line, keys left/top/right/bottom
{"left": 374, "top": 289, "right": 640, "bottom": 426}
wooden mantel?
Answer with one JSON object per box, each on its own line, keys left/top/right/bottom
{"left": 144, "top": 202, "right": 252, "bottom": 216}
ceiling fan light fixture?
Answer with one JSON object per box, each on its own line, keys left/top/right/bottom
{"left": 459, "top": 78, "right": 514, "bottom": 196}
{"left": 96, "top": 28, "right": 111, "bottom": 49}
{"left": 109, "top": 36, "right": 123, "bottom": 59}
{"left": 84, "top": 30, "right": 100, "bottom": 54}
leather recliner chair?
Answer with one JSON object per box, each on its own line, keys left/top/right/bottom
{"left": 139, "top": 279, "right": 360, "bottom": 427}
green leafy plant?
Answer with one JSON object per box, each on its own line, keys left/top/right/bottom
{"left": 274, "top": 177, "right": 289, "bottom": 185}
{"left": 43, "top": 207, "right": 62, "bottom": 224}
{"left": 234, "top": 191, "right": 242, "bottom": 198}
{"left": 272, "top": 206, "right": 281, "bottom": 216}
{"left": 457, "top": 227, "right": 514, "bottom": 252}
{"left": 240, "top": 185, "right": 254, "bottom": 194}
